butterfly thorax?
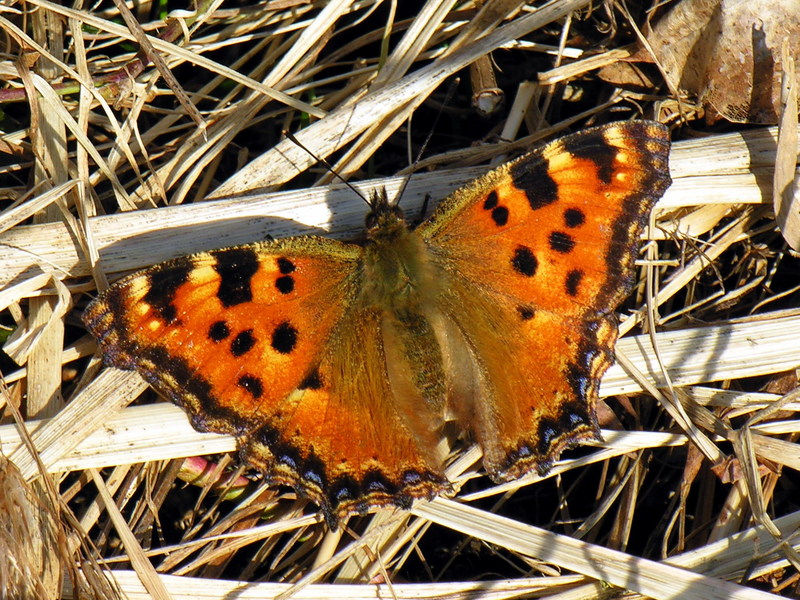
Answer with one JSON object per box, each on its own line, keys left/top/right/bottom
{"left": 360, "top": 204, "right": 444, "bottom": 313}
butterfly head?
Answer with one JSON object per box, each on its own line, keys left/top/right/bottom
{"left": 364, "top": 188, "right": 407, "bottom": 240}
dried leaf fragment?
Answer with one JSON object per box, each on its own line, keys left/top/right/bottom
{"left": 604, "top": 0, "right": 800, "bottom": 124}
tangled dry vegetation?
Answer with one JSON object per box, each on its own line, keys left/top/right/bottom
{"left": 1, "top": 0, "right": 799, "bottom": 598}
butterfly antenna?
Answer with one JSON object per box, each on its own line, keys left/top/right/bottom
{"left": 283, "top": 130, "right": 373, "bottom": 207}
{"left": 396, "top": 77, "right": 461, "bottom": 203}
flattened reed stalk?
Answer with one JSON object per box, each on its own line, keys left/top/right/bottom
{"left": 1, "top": 0, "right": 799, "bottom": 598}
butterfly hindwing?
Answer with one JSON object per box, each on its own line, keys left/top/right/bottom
{"left": 419, "top": 121, "right": 671, "bottom": 479}
{"left": 242, "top": 304, "right": 449, "bottom": 521}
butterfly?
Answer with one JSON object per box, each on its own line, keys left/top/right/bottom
{"left": 83, "top": 121, "right": 671, "bottom": 528}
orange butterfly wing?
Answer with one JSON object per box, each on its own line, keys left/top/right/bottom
{"left": 418, "top": 121, "right": 671, "bottom": 479}
{"left": 83, "top": 237, "right": 448, "bottom": 525}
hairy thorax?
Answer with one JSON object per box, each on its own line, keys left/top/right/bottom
{"left": 360, "top": 214, "right": 444, "bottom": 314}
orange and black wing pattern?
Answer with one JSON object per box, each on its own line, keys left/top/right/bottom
{"left": 419, "top": 121, "right": 671, "bottom": 479}
{"left": 83, "top": 236, "right": 449, "bottom": 526}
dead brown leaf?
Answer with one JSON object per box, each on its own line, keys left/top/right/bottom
{"left": 603, "top": 0, "right": 800, "bottom": 124}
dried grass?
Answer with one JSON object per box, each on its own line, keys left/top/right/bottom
{"left": 1, "top": 0, "right": 800, "bottom": 599}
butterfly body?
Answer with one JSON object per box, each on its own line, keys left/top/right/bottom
{"left": 84, "top": 121, "right": 671, "bottom": 526}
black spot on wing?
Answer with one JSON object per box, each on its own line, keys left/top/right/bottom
{"left": 517, "top": 306, "right": 535, "bottom": 320}
{"left": 272, "top": 321, "right": 298, "bottom": 354}
{"left": 208, "top": 320, "right": 230, "bottom": 342}
{"left": 511, "top": 246, "right": 537, "bottom": 277}
{"left": 238, "top": 374, "right": 263, "bottom": 398}
{"left": 231, "top": 329, "right": 256, "bottom": 356}
{"left": 490, "top": 206, "right": 509, "bottom": 226}
{"left": 213, "top": 247, "right": 259, "bottom": 308}
{"left": 561, "top": 130, "right": 617, "bottom": 185}
{"left": 275, "top": 275, "right": 295, "bottom": 294}
{"left": 143, "top": 257, "right": 194, "bottom": 323}
{"left": 509, "top": 158, "right": 557, "bottom": 210}
{"left": 565, "top": 269, "right": 584, "bottom": 297}
{"left": 564, "top": 208, "right": 585, "bottom": 228}
{"left": 482, "top": 191, "right": 509, "bottom": 226}
{"left": 277, "top": 257, "right": 296, "bottom": 274}
{"left": 549, "top": 231, "right": 575, "bottom": 253}
{"left": 298, "top": 367, "right": 323, "bottom": 390}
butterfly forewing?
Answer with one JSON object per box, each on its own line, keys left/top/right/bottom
{"left": 85, "top": 239, "right": 356, "bottom": 428}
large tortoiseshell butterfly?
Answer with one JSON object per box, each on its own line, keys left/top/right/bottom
{"left": 84, "top": 121, "right": 671, "bottom": 527}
